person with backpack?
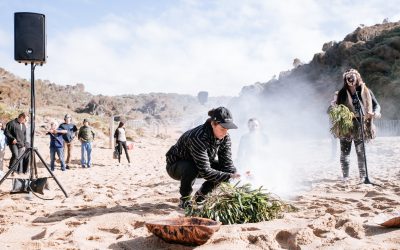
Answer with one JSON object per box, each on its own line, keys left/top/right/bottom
{"left": 47, "top": 121, "right": 68, "bottom": 171}
{"left": 58, "top": 114, "right": 78, "bottom": 169}
{"left": 114, "top": 121, "right": 131, "bottom": 165}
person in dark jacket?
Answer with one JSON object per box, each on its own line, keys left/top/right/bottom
{"left": 58, "top": 114, "right": 78, "bottom": 169}
{"left": 334, "top": 68, "right": 381, "bottom": 182}
{"left": 166, "top": 107, "right": 241, "bottom": 208}
{"left": 4, "top": 112, "right": 29, "bottom": 174}
{"left": 47, "top": 121, "right": 67, "bottom": 171}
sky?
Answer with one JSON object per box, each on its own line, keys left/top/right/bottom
{"left": 1, "top": 0, "right": 400, "bottom": 97}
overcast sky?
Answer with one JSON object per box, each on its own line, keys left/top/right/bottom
{"left": 1, "top": 0, "right": 399, "bottom": 96}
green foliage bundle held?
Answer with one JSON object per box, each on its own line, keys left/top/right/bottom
{"left": 329, "top": 104, "right": 354, "bottom": 138}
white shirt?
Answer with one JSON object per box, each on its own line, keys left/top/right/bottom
{"left": 117, "top": 128, "right": 127, "bottom": 142}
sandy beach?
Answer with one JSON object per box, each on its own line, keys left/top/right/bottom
{"left": 0, "top": 130, "right": 399, "bottom": 250}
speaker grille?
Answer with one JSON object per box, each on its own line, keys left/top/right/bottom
{"left": 14, "top": 12, "right": 46, "bottom": 63}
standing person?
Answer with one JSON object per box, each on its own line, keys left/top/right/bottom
{"left": 4, "top": 112, "right": 29, "bottom": 174}
{"left": 335, "top": 69, "right": 381, "bottom": 182}
{"left": 58, "top": 114, "right": 78, "bottom": 169}
{"left": 327, "top": 91, "right": 339, "bottom": 160}
{"left": 114, "top": 121, "right": 131, "bottom": 164}
{"left": 47, "top": 121, "right": 67, "bottom": 171}
{"left": 166, "top": 107, "right": 241, "bottom": 208}
{"left": 0, "top": 122, "right": 6, "bottom": 176}
{"left": 236, "top": 118, "right": 269, "bottom": 176}
{"left": 78, "top": 118, "right": 95, "bottom": 168}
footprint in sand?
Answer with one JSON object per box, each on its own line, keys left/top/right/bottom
{"left": 87, "top": 235, "right": 101, "bottom": 240}
{"left": 371, "top": 196, "right": 398, "bottom": 204}
{"left": 325, "top": 207, "right": 346, "bottom": 215}
{"left": 364, "top": 190, "right": 381, "bottom": 197}
{"left": 342, "top": 221, "right": 365, "bottom": 239}
{"left": 31, "top": 228, "right": 47, "bottom": 240}
{"left": 242, "top": 227, "right": 261, "bottom": 232}
{"left": 98, "top": 227, "right": 122, "bottom": 234}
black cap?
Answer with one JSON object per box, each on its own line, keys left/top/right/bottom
{"left": 210, "top": 107, "right": 238, "bottom": 129}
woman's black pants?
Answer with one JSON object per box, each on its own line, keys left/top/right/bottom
{"left": 117, "top": 141, "right": 130, "bottom": 163}
{"left": 166, "top": 160, "right": 223, "bottom": 199}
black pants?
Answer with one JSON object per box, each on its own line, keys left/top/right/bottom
{"left": 117, "top": 141, "right": 130, "bottom": 163}
{"left": 340, "top": 138, "right": 366, "bottom": 178}
{"left": 9, "top": 144, "right": 25, "bottom": 174}
{"left": 166, "top": 160, "right": 225, "bottom": 199}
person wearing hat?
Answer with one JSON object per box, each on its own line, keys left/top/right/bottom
{"left": 166, "top": 106, "right": 241, "bottom": 209}
{"left": 78, "top": 118, "right": 95, "bottom": 168}
{"left": 334, "top": 68, "right": 381, "bottom": 182}
{"left": 58, "top": 114, "right": 78, "bottom": 169}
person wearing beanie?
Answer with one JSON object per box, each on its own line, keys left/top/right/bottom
{"left": 334, "top": 68, "right": 381, "bottom": 182}
{"left": 166, "top": 106, "right": 240, "bottom": 209}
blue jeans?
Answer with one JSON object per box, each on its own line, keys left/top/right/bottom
{"left": 81, "top": 142, "right": 92, "bottom": 167}
{"left": 50, "top": 147, "right": 66, "bottom": 171}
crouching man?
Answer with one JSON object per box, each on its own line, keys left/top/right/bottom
{"left": 166, "top": 107, "right": 240, "bottom": 208}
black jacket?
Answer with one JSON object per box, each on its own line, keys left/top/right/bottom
{"left": 166, "top": 121, "right": 236, "bottom": 182}
{"left": 4, "top": 118, "right": 27, "bottom": 148}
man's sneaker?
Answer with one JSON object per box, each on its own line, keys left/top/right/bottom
{"left": 342, "top": 177, "right": 349, "bottom": 183}
{"left": 66, "top": 165, "right": 70, "bottom": 170}
{"left": 179, "top": 198, "right": 192, "bottom": 209}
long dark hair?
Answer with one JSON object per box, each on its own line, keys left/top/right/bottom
{"left": 118, "top": 121, "right": 124, "bottom": 128}
{"left": 337, "top": 68, "right": 363, "bottom": 105}
{"left": 207, "top": 109, "right": 218, "bottom": 125}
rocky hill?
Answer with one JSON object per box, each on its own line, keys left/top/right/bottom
{"left": 0, "top": 67, "right": 231, "bottom": 141}
{"left": 0, "top": 67, "right": 231, "bottom": 124}
{"left": 237, "top": 21, "right": 400, "bottom": 121}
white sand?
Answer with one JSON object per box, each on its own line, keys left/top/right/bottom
{"left": 0, "top": 131, "right": 399, "bottom": 249}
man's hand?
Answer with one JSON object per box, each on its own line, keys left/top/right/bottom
{"left": 12, "top": 139, "right": 17, "bottom": 145}
{"left": 230, "top": 173, "right": 241, "bottom": 179}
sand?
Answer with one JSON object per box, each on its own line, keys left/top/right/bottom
{"left": 0, "top": 130, "right": 399, "bottom": 250}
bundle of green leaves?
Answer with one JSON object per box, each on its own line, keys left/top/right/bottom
{"left": 329, "top": 104, "right": 354, "bottom": 138}
{"left": 185, "top": 182, "right": 297, "bottom": 225}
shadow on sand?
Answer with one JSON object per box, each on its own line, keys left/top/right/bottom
{"left": 33, "top": 202, "right": 179, "bottom": 223}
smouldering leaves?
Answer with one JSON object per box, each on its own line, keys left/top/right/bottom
{"left": 185, "top": 182, "right": 297, "bottom": 225}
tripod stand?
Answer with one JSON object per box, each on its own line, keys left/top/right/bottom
{"left": 354, "top": 91, "right": 381, "bottom": 187}
{"left": 0, "top": 63, "right": 68, "bottom": 197}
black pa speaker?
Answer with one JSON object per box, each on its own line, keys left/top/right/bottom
{"left": 14, "top": 12, "right": 46, "bottom": 63}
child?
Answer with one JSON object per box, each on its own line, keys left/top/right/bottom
{"left": 47, "top": 121, "right": 67, "bottom": 171}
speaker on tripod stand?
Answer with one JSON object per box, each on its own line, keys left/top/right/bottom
{"left": 14, "top": 12, "right": 46, "bottom": 64}
{"left": 0, "top": 12, "right": 68, "bottom": 198}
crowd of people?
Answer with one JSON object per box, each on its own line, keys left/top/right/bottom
{"left": 0, "top": 113, "right": 112, "bottom": 176}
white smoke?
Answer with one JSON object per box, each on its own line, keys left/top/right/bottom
{"left": 229, "top": 78, "right": 334, "bottom": 199}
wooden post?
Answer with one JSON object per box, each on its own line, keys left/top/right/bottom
{"left": 109, "top": 116, "right": 114, "bottom": 149}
